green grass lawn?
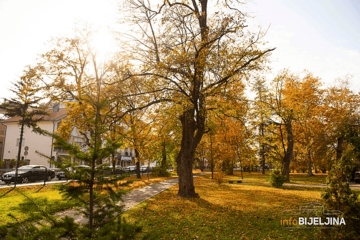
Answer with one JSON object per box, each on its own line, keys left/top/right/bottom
{"left": 0, "top": 174, "right": 175, "bottom": 225}
{"left": 124, "top": 176, "right": 324, "bottom": 239}
{"left": 0, "top": 185, "right": 77, "bottom": 224}
{"left": 206, "top": 170, "right": 328, "bottom": 185}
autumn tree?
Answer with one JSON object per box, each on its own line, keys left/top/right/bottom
{"left": 33, "top": 28, "right": 142, "bottom": 237}
{"left": 0, "top": 67, "right": 49, "bottom": 188}
{"left": 251, "top": 77, "right": 272, "bottom": 174}
{"left": 123, "top": 109, "right": 154, "bottom": 179}
{"left": 210, "top": 107, "right": 251, "bottom": 174}
{"left": 290, "top": 72, "right": 324, "bottom": 175}
{"left": 147, "top": 104, "right": 181, "bottom": 175}
{"left": 259, "top": 70, "right": 306, "bottom": 181}
{"left": 320, "top": 77, "right": 359, "bottom": 164}
{"left": 195, "top": 137, "right": 208, "bottom": 171}
{"left": 121, "top": 0, "right": 274, "bottom": 197}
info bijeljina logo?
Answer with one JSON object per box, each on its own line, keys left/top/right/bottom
{"left": 281, "top": 202, "right": 346, "bottom": 229}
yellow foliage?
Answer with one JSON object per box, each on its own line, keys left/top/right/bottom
{"left": 213, "top": 171, "right": 225, "bottom": 184}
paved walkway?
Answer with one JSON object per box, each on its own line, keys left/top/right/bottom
{"left": 55, "top": 173, "right": 206, "bottom": 224}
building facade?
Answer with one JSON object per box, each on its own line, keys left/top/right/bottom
{"left": 2, "top": 105, "right": 68, "bottom": 167}
{"left": 2, "top": 102, "right": 140, "bottom": 168}
{"left": 0, "top": 120, "right": 5, "bottom": 160}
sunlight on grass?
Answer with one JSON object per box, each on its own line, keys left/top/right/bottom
{"left": 205, "top": 170, "right": 327, "bottom": 185}
{"left": 124, "top": 176, "right": 322, "bottom": 239}
{"left": 0, "top": 174, "right": 175, "bottom": 225}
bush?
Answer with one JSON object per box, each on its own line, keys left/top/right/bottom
{"left": 320, "top": 149, "right": 360, "bottom": 240}
{"left": 0, "top": 160, "right": 3, "bottom": 169}
{"left": 269, "top": 166, "right": 286, "bottom": 188}
{"left": 213, "top": 171, "right": 225, "bottom": 185}
{"left": 19, "top": 159, "right": 25, "bottom": 167}
{"left": 151, "top": 166, "right": 171, "bottom": 177}
{"left": 9, "top": 159, "right": 16, "bottom": 168}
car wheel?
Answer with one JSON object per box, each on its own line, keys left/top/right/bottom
{"left": 47, "top": 175, "right": 52, "bottom": 181}
{"left": 22, "top": 177, "right": 29, "bottom": 184}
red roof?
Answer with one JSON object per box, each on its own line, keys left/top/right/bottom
{"left": 2, "top": 108, "right": 67, "bottom": 123}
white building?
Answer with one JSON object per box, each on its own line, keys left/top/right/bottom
{"left": 2, "top": 102, "right": 138, "bottom": 168}
{"left": 2, "top": 103, "right": 75, "bottom": 167}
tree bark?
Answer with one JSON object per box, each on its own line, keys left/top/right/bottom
{"left": 135, "top": 149, "right": 141, "bottom": 179}
{"left": 176, "top": 110, "right": 202, "bottom": 198}
{"left": 336, "top": 137, "right": 343, "bottom": 162}
{"left": 282, "top": 120, "right": 294, "bottom": 182}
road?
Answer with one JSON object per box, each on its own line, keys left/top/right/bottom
{"left": 0, "top": 172, "right": 152, "bottom": 189}
{"left": 0, "top": 177, "right": 70, "bottom": 188}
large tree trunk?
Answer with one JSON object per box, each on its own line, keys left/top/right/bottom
{"left": 176, "top": 110, "right": 203, "bottom": 198}
{"left": 282, "top": 120, "right": 294, "bottom": 182}
{"left": 177, "top": 149, "right": 197, "bottom": 197}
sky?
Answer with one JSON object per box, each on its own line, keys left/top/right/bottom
{"left": 246, "top": 0, "right": 360, "bottom": 89}
{"left": 0, "top": 0, "right": 359, "bottom": 100}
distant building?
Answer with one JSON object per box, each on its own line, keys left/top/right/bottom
{"left": 0, "top": 120, "right": 5, "bottom": 160}
{"left": 2, "top": 103, "right": 69, "bottom": 167}
{"left": 2, "top": 102, "right": 139, "bottom": 168}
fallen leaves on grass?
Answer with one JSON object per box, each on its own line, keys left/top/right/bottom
{"left": 124, "top": 176, "right": 322, "bottom": 239}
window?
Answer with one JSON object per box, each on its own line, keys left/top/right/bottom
{"left": 56, "top": 121, "right": 61, "bottom": 130}
{"left": 53, "top": 103, "right": 60, "bottom": 112}
{"left": 16, "top": 138, "right": 25, "bottom": 147}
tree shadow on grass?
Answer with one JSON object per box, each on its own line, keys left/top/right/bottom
{"left": 138, "top": 188, "right": 321, "bottom": 240}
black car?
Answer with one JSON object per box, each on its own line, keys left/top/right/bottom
{"left": 354, "top": 171, "right": 360, "bottom": 184}
{"left": 1, "top": 165, "right": 55, "bottom": 184}
{"left": 57, "top": 165, "right": 91, "bottom": 180}
{"left": 56, "top": 171, "right": 67, "bottom": 180}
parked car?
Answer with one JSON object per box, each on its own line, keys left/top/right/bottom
{"left": 124, "top": 165, "right": 136, "bottom": 173}
{"left": 114, "top": 165, "right": 126, "bottom": 175}
{"left": 140, "top": 165, "right": 149, "bottom": 172}
{"left": 57, "top": 165, "right": 91, "bottom": 180}
{"left": 1, "top": 165, "right": 55, "bottom": 184}
{"left": 354, "top": 171, "right": 360, "bottom": 184}
{"left": 56, "top": 171, "right": 67, "bottom": 180}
